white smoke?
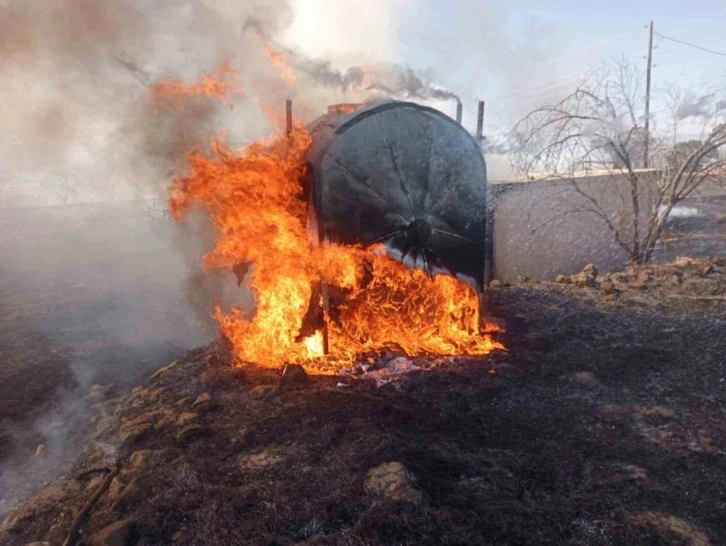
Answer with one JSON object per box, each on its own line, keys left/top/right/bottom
{"left": 0, "top": 0, "right": 565, "bottom": 516}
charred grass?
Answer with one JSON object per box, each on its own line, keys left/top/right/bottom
{"left": 2, "top": 287, "right": 726, "bottom": 545}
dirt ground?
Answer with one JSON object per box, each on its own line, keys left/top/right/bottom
{"left": 656, "top": 194, "right": 726, "bottom": 261}
{"left": 1, "top": 263, "right": 725, "bottom": 546}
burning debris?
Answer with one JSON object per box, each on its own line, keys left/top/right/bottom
{"left": 169, "top": 98, "right": 503, "bottom": 375}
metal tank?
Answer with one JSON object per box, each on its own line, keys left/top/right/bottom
{"left": 305, "top": 100, "right": 488, "bottom": 290}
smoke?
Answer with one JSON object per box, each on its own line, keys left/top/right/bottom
{"left": 0, "top": 0, "right": 562, "bottom": 196}
{"left": 0, "top": 0, "right": 560, "bottom": 517}
{"left": 278, "top": 52, "right": 462, "bottom": 105}
{"left": 0, "top": 0, "right": 297, "bottom": 205}
{"left": 676, "top": 94, "right": 716, "bottom": 120}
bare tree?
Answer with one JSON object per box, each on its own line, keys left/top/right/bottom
{"left": 513, "top": 58, "right": 726, "bottom": 264}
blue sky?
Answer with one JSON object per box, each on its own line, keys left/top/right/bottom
{"left": 389, "top": 0, "right": 726, "bottom": 135}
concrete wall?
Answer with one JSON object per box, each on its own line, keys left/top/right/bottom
{"left": 490, "top": 173, "right": 661, "bottom": 282}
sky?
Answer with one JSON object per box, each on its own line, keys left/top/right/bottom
{"left": 286, "top": 0, "right": 726, "bottom": 142}
{"left": 1, "top": 0, "right": 725, "bottom": 200}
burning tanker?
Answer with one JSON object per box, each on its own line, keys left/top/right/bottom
{"left": 170, "top": 99, "right": 502, "bottom": 375}
{"left": 307, "top": 100, "right": 488, "bottom": 289}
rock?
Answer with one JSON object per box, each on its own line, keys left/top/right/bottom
{"left": 1, "top": 479, "right": 80, "bottom": 533}
{"left": 624, "top": 264, "right": 638, "bottom": 278}
{"left": 629, "top": 511, "right": 712, "bottom": 546}
{"left": 673, "top": 256, "right": 693, "bottom": 267}
{"left": 86, "top": 519, "right": 136, "bottom": 546}
{"left": 176, "top": 425, "right": 213, "bottom": 443}
{"left": 119, "top": 418, "right": 153, "bottom": 446}
{"left": 363, "top": 462, "right": 422, "bottom": 503}
{"left": 129, "top": 449, "right": 168, "bottom": 474}
{"left": 603, "top": 293, "right": 618, "bottom": 302}
{"left": 146, "top": 387, "right": 168, "bottom": 403}
{"left": 599, "top": 280, "right": 616, "bottom": 295}
{"left": 249, "top": 385, "right": 278, "bottom": 398}
{"left": 176, "top": 412, "right": 199, "bottom": 428}
{"left": 35, "top": 444, "right": 48, "bottom": 457}
{"left": 111, "top": 478, "right": 144, "bottom": 512}
{"left": 281, "top": 364, "right": 309, "bottom": 388}
{"left": 572, "top": 272, "right": 595, "bottom": 288}
{"left": 86, "top": 383, "right": 116, "bottom": 403}
{"left": 152, "top": 408, "right": 178, "bottom": 431}
{"left": 240, "top": 450, "right": 283, "bottom": 469}
{"left": 568, "top": 371, "right": 601, "bottom": 387}
{"left": 582, "top": 263, "right": 598, "bottom": 276}
{"left": 555, "top": 274, "right": 569, "bottom": 284}
{"left": 489, "top": 279, "right": 502, "bottom": 288}
{"left": 636, "top": 269, "right": 652, "bottom": 284}
{"left": 191, "top": 392, "right": 218, "bottom": 413}
{"left": 107, "top": 476, "right": 126, "bottom": 502}
{"left": 86, "top": 473, "right": 106, "bottom": 491}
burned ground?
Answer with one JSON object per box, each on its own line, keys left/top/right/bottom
{"left": 2, "top": 265, "right": 725, "bottom": 546}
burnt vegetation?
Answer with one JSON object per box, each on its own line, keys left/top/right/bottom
{"left": 2, "top": 274, "right": 725, "bottom": 546}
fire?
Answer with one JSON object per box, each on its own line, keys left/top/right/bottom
{"left": 264, "top": 45, "right": 298, "bottom": 84}
{"left": 328, "top": 103, "right": 364, "bottom": 115}
{"left": 151, "top": 62, "right": 243, "bottom": 106}
{"left": 170, "top": 118, "right": 503, "bottom": 375}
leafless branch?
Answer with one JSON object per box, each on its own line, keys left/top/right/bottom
{"left": 512, "top": 57, "right": 726, "bottom": 263}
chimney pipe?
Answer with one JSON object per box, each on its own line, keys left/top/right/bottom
{"left": 476, "top": 100, "right": 485, "bottom": 143}
{"left": 456, "top": 102, "right": 463, "bottom": 124}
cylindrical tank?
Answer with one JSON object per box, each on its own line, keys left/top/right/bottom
{"left": 306, "top": 100, "right": 488, "bottom": 289}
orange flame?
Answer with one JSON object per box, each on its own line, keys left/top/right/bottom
{"left": 328, "top": 103, "right": 364, "bottom": 115}
{"left": 264, "top": 45, "right": 298, "bottom": 83}
{"left": 170, "top": 119, "right": 503, "bottom": 375}
{"left": 152, "top": 62, "right": 243, "bottom": 106}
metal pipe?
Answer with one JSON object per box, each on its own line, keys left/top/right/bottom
{"left": 476, "top": 100, "right": 485, "bottom": 143}
{"left": 286, "top": 99, "right": 293, "bottom": 140}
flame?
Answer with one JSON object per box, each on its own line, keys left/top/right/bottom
{"left": 328, "top": 103, "right": 364, "bottom": 115}
{"left": 264, "top": 45, "right": 298, "bottom": 83}
{"left": 170, "top": 118, "right": 503, "bottom": 375}
{"left": 151, "top": 62, "right": 243, "bottom": 106}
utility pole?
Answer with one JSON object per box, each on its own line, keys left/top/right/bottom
{"left": 643, "top": 21, "right": 653, "bottom": 169}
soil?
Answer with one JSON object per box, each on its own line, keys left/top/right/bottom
{"left": 2, "top": 264, "right": 725, "bottom": 546}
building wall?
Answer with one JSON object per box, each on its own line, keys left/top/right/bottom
{"left": 490, "top": 173, "right": 661, "bottom": 282}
